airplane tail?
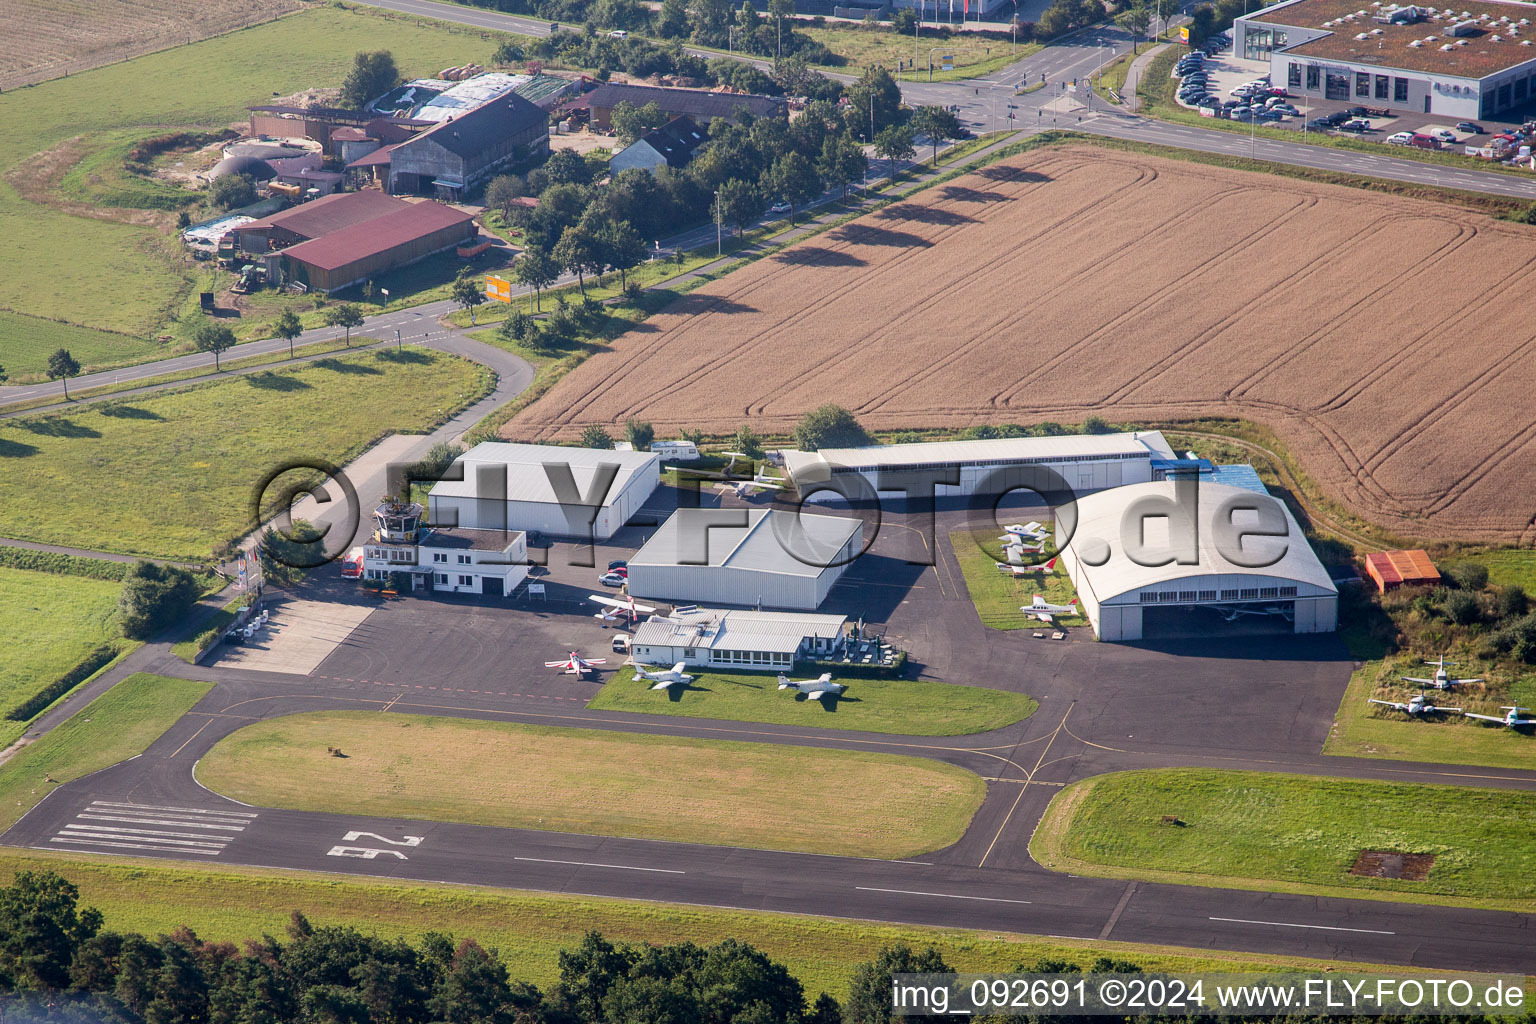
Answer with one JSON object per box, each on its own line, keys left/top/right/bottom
{"left": 777, "top": 673, "right": 791, "bottom": 689}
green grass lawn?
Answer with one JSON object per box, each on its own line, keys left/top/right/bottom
{"left": 588, "top": 666, "right": 1036, "bottom": 736}
{"left": 0, "top": 347, "right": 488, "bottom": 560}
{"left": 0, "top": 672, "right": 212, "bottom": 833}
{"left": 0, "top": 850, "right": 1400, "bottom": 1001}
{"left": 0, "top": 311, "right": 169, "bottom": 383}
{"left": 1467, "top": 549, "right": 1536, "bottom": 593}
{"left": 789, "top": 23, "right": 1039, "bottom": 81}
{"left": 0, "top": 566, "right": 124, "bottom": 746}
{"left": 196, "top": 712, "right": 985, "bottom": 859}
{"left": 0, "top": 4, "right": 518, "bottom": 342}
{"left": 947, "top": 527, "right": 1086, "bottom": 630}
{"left": 1323, "top": 658, "right": 1536, "bottom": 771}
{"left": 1033, "top": 768, "right": 1536, "bottom": 911}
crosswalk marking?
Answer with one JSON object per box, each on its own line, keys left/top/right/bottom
{"left": 47, "top": 802, "right": 258, "bottom": 857}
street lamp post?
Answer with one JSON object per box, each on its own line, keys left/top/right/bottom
{"left": 714, "top": 189, "right": 722, "bottom": 256}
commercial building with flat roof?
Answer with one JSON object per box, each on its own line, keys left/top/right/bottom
{"left": 781, "top": 431, "right": 1177, "bottom": 503}
{"left": 1058, "top": 480, "right": 1338, "bottom": 641}
{"left": 629, "top": 607, "right": 848, "bottom": 670}
{"left": 627, "top": 508, "right": 863, "bottom": 611}
{"left": 429, "top": 442, "right": 661, "bottom": 541}
{"left": 1236, "top": 0, "right": 1536, "bottom": 118}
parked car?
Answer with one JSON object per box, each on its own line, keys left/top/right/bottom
{"left": 1197, "top": 96, "right": 1222, "bottom": 108}
{"left": 1456, "top": 121, "right": 1484, "bottom": 133}
{"left": 1256, "top": 108, "right": 1283, "bottom": 121}
{"left": 1323, "top": 111, "right": 1351, "bottom": 125}
{"left": 1338, "top": 118, "right": 1371, "bottom": 132}
{"left": 1273, "top": 103, "right": 1300, "bottom": 115}
{"left": 1305, "top": 118, "right": 1332, "bottom": 130}
{"left": 607, "top": 559, "right": 628, "bottom": 570}
{"left": 1231, "top": 107, "right": 1254, "bottom": 120}
{"left": 769, "top": 200, "right": 792, "bottom": 214}
{"left": 611, "top": 633, "right": 632, "bottom": 653}
{"left": 608, "top": 29, "right": 628, "bottom": 37}
{"left": 598, "top": 572, "right": 627, "bottom": 587}
{"left": 1409, "top": 132, "right": 1441, "bottom": 149}
{"left": 1386, "top": 131, "right": 1415, "bottom": 144}
{"left": 1347, "top": 106, "right": 1371, "bottom": 117}
{"left": 1429, "top": 127, "right": 1457, "bottom": 142}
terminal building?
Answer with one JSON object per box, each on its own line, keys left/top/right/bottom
{"left": 1235, "top": 0, "right": 1536, "bottom": 119}
{"left": 1057, "top": 479, "right": 1338, "bottom": 641}
{"left": 781, "top": 431, "right": 1178, "bottom": 503}
{"left": 429, "top": 442, "right": 660, "bottom": 541}
{"left": 628, "top": 607, "right": 848, "bottom": 671}
{"left": 626, "top": 508, "right": 863, "bottom": 611}
{"left": 361, "top": 501, "right": 528, "bottom": 597}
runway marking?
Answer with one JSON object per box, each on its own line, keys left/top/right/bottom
{"left": 1099, "top": 881, "right": 1137, "bottom": 940}
{"left": 48, "top": 838, "right": 222, "bottom": 855}
{"left": 515, "top": 856, "right": 685, "bottom": 874}
{"left": 1209, "top": 917, "right": 1394, "bottom": 935}
{"left": 91, "top": 800, "right": 256, "bottom": 817}
{"left": 979, "top": 703, "right": 1074, "bottom": 868}
{"left": 168, "top": 720, "right": 213, "bottom": 759}
{"left": 49, "top": 802, "right": 258, "bottom": 858}
{"left": 60, "top": 824, "right": 238, "bottom": 841}
{"left": 381, "top": 692, "right": 407, "bottom": 712}
{"left": 856, "top": 886, "right": 1031, "bottom": 905}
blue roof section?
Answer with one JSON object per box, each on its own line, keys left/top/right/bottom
{"left": 1209, "top": 463, "right": 1269, "bottom": 495}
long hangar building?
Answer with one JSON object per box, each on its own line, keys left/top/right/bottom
{"left": 1236, "top": 0, "right": 1536, "bottom": 119}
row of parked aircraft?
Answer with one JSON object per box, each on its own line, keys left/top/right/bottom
{"left": 1369, "top": 693, "right": 1535, "bottom": 727}
{"left": 546, "top": 651, "right": 846, "bottom": 700}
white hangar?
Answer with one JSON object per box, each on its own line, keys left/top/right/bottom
{"left": 626, "top": 508, "right": 863, "bottom": 611}
{"left": 428, "top": 442, "right": 660, "bottom": 541}
{"left": 1058, "top": 480, "right": 1338, "bottom": 642}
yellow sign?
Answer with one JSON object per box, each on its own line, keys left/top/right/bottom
{"left": 1179, "top": 25, "right": 1190, "bottom": 42}
{"left": 485, "top": 273, "right": 512, "bottom": 303}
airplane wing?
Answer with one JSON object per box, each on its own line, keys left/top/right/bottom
{"left": 1434, "top": 707, "right": 1463, "bottom": 714}
{"left": 1458, "top": 677, "right": 1484, "bottom": 684}
{"left": 671, "top": 662, "right": 686, "bottom": 674}
{"left": 545, "top": 660, "right": 571, "bottom": 667}
{"left": 805, "top": 690, "right": 829, "bottom": 700}
{"left": 1035, "top": 611, "right": 1054, "bottom": 623}
{"left": 1367, "top": 699, "right": 1401, "bottom": 709}
{"left": 1399, "top": 676, "right": 1433, "bottom": 685}
{"left": 1462, "top": 712, "right": 1505, "bottom": 723}
{"left": 650, "top": 679, "right": 681, "bottom": 690}
{"left": 587, "top": 658, "right": 608, "bottom": 665}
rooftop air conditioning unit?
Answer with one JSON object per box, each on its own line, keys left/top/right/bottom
{"left": 1492, "top": 33, "right": 1503, "bottom": 40}
{"left": 1524, "top": 37, "right": 1534, "bottom": 43}
{"left": 1358, "top": 31, "right": 1371, "bottom": 37}
{"left": 1441, "top": 41, "right": 1455, "bottom": 48}
{"left": 1408, "top": 38, "right": 1423, "bottom": 44}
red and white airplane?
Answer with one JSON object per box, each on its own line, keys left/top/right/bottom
{"left": 1021, "top": 595, "right": 1077, "bottom": 623}
{"left": 996, "top": 556, "right": 1057, "bottom": 577}
{"left": 588, "top": 593, "right": 658, "bottom": 623}
{"left": 545, "top": 651, "right": 607, "bottom": 677}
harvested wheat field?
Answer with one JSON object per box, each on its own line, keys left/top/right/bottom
{"left": 510, "top": 145, "right": 1536, "bottom": 544}
{"left": 0, "top": 0, "right": 300, "bottom": 89}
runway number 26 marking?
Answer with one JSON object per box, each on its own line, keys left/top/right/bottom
{"left": 326, "top": 831, "right": 424, "bottom": 860}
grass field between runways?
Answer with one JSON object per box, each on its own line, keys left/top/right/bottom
{"left": 0, "top": 673, "right": 213, "bottom": 833}
{"left": 195, "top": 712, "right": 986, "bottom": 859}
{"left": 1031, "top": 768, "right": 1536, "bottom": 912}
{"left": 0, "top": 347, "right": 488, "bottom": 561}
{"left": 0, "top": 566, "right": 125, "bottom": 748}
{"left": 588, "top": 666, "right": 1036, "bottom": 735}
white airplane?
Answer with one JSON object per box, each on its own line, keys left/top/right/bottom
{"left": 1002, "top": 521, "right": 1051, "bottom": 541}
{"left": 722, "top": 450, "right": 750, "bottom": 475}
{"left": 1000, "top": 539, "right": 1045, "bottom": 565}
{"left": 545, "top": 651, "right": 607, "bottom": 677}
{"left": 1401, "top": 655, "right": 1482, "bottom": 690}
{"left": 1369, "top": 693, "right": 1461, "bottom": 716}
{"left": 589, "top": 593, "right": 658, "bottom": 623}
{"left": 996, "top": 557, "right": 1058, "bottom": 577}
{"left": 776, "top": 672, "right": 846, "bottom": 700}
{"left": 634, "top": 662, "right": 696, "bottom": 689}
{"left": 1215, "top": 604, "right": 1294, "bottom": 623}
{"left": 1020, "top": 594, "right": 1077, "bottom": 623}
{"left": 1463, "top": 706, "right": 1536, "bottom": 728}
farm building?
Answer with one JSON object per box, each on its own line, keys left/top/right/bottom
{"left": 278, "top": 200, "right": 476, "bottom": 294}
{"left": 388, "top": 93, "right": 550, "bottom": 200}
{"left": 626, "top": 509, "right": 862, "bottom": 611}
{"left": 629, "top": 607, "right": 848, "bottom": 671}
{"left": 230, "top": 190, "right": 408, "bottom": 253}
{"left": 428, "top": 442, "right": 661, "bottom": 541}
{"left": 580, "top": 83, "right": 786, "bottom": 130}
{"left": 609, "top": 117, "right": 708, "bottom": 176}
{"left": 1237, "top": 0, "right": 1536, "bottom": 119}
{"left": 1058, "top": 480, "right": 1338, "bottom": 642}
{"left": 781, "top": 432, "right": 1178, "bottom": 505}
{"left": 1364, "top": 548, "right": 1441, "bottom": 592}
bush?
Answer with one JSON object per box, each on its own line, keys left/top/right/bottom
{"left": 208, "top": 173, "right": 256, "bottom": 211}
{"left": 794, "top": 404, "right": 873, "bottom": 451}
{"left": 1490, "top": 611, "right": 1536, "bottom": 662}
{"left": 1080, "top": 414, "right": 1114, "bottom": 434}
{"left": 1443, "top": 590, "right": 1481, "bottom": 626}
{"left": 1498, "top": 584, "right": 1528, "bottom": 619}
{"left": 1444, "top": 561, "right": 1489, "bottom": 591}
{"left": 580, "top": 424, "right": 614, "bottom": 449}
{"left": 625, "top": 418, "right": 655, "bottom": 451}
{"left": 118, "top": 561, "right": 201, "bottom": 639}
{"left": 0, "top": 548, "right": 131, "bottom": 581}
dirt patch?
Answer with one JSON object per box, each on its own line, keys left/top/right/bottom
{"left": 1350, "top": 850, "right": 1435, "bottom": 880}
{"left": 508, "top": 144, "right": 1536, "bottom": 544}
{"left": 5, "top": 136, "right": 174, "bottom": 229}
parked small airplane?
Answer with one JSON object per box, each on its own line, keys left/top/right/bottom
{"left": 1463, "top": 706, "right": 1536, "bottom": 727}
{"left": 1401, "top": 655, "right": 1482, "bottom": 690}
{"left": 776, "top": 672, "right": 846, "bottom": 700}
{"left": 634, "top": 662, "right": 696, "bottom": 689}
{"left": 1214, "top": 604, "right": 1294, "bottom": 623}
{"left": 1369, "top": 693, "right": 1461, "bottom": 716}
{"left": 996, "top": 557, "right": 1058, "bottom": 577}
{"left": 1002, "top": 521, "right": 1051, "bottom": 541}
{"left": 1000, "top": 539, "right": 1045, "bottom": 565}
{"left": 1021, "top": 595, "right": 1077, "bottom": 623}
{"left": 545, "top": 651, "right": 606, "bottom": 677}
{"left": 589, "top": 593, "right": 658, "bottom": 623}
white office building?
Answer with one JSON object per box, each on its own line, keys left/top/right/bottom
{"left": 429, "top": 442, "right": 660, "bottom": 541}
{"left": 629, "top": 607, "right": 848, "bottom": 671}
{"left": 361, "top": 501, "right": 528, "bottom": 597}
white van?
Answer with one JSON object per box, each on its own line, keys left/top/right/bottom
{"left": 650, "top": 440, "right": 700, "bottom": 460}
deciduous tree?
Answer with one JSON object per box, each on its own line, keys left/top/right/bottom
{"left": 763, "top": 150, "right": 821, "bottom": 224}
{"left": 47, "top": 348, "right": 81, "bottom": 399}
{"left": 340, "top": 50, "right": 401, "bottom": 111}
{"left": 513, "top": 245, "right": 559, "bottom": 311}
{"left": 195, "top": 322, "right": 236, "bottom": 371}
{"left": 273, "top": 307, "right": 303, "bottom": 359}
{"left": 325, "top": 303, "right": 364, "bottom": 346}
{"left": 909, "top": 105, "right": 962, "bottom": 164}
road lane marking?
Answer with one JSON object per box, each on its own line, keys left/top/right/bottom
{"left": 168, "top": 720, "right": 212, "bottom": 759}
{"left": 1209, "top": 917, "right": 1394, "bottom": 935}
{"left": 515, "top": 856, "right": 685, "bottom": 874}
{"left": 856, "top": 887, "right": 1031, "bottom": 905}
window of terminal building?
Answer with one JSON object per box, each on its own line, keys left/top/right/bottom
{"left": 1499, "top": 82, "right": 1512, "bottom": 107}
{"left": 1326, "top": 70, "right": 1350, "bottom": 100}
{"left": 1518, "top": 78, "right": 1529, "bottom": 102}
{"left": 1356, "top": 72, "right": 1370, "bottom": 97}
{"left": 1289, "top": 62, "right": 1302, "bottom": 88}
{"left": 1394, "top": 77, "right": 1408, "bottom": 102}
{"left": 1375, "top": 75, "right": 1389, "bottom": 99}
{"left": 1306, "top": 64, "right": 1320, "bottom": 90}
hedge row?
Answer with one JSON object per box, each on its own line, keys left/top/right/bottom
{"left": 172, "top": 600, "right": 245, "bottom": 665}
{"left": 6, "top": 644, "right": 121, "bottom": 722}
{"left": 0, "top": 547, "right": 131, "bottom": 581}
